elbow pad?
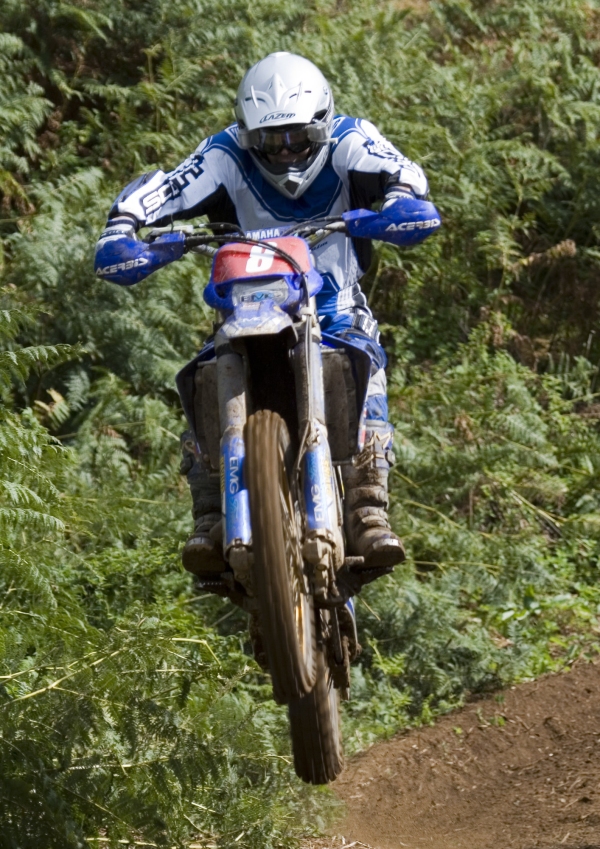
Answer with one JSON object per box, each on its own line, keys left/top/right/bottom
{"left": 94, "top": 217, "right": 185, "bottom": 286}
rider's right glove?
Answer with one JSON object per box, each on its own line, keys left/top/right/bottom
{"left": 94, "top": 214, "right": 186, "bottom": 286}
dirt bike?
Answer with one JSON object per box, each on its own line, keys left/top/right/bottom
{"left": 158, "top": 197, "right": 441, "bottom": 784}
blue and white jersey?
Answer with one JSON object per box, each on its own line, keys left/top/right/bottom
{"left": 112, "top": 116, "right": 428, "bottom": 316}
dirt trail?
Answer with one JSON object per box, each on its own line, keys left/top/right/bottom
{"left": 310, "top": 661, "right": 600, "bottom": 849}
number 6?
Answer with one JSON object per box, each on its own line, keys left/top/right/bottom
{"left": 246, "top": 244, "right": 275, "bottom": 273}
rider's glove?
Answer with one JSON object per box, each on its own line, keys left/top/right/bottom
{"left": 382, "top": 180, "right": 416, "bottom": 211}
{"left": 94, "top": 214, "right": 185, "bottom": 286}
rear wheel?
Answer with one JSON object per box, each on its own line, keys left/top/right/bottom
{"left": 245, "top": 410, "right": 316, "bottom": 702}
{"left": 288, "top": 637, "right": 344, "bottom": 785}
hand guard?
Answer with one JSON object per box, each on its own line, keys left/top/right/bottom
{"left": 94, "top": 217, "right": 186, "bottom": 286}
{"left": 343, "top": 196, "right": 441, "bottom": 247}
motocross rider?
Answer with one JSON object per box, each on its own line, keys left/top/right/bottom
{"left": 95, "top": 52, "right": 430, "bottom": 580}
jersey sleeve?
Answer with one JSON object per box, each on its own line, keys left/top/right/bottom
{"left": 111, "top": 135, "right": 233, "bottom": 227}
{"left": 332, "top": 117, "right": 429, "bottom": 202}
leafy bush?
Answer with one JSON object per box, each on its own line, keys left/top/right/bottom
{"left": 1, "top": 293, "right": 331, "bottom": 848}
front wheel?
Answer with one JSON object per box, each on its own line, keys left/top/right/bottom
{"left": 245, "top": 410, "right": 316, "bottom": 701}
{"left": 288, "top": 639, "right": 344, "bottom": 785}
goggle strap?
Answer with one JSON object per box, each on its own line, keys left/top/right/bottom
{"left": 237, "top": 128, "right": 258, "bottom": 149}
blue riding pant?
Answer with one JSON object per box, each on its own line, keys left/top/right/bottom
{"left": 319, "top": 311, "right": 389, "bottom": 427}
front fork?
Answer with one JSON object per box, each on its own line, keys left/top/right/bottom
{"left": 215, "top": 336, "right": 253, "bottom": 590}
{"left": 292, "top": 318, "right": 344, "bottom": 603}
{"left": 214, "top": 314, "right": 344, "bottom": 602}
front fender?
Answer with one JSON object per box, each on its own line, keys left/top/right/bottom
{"left": 218, "top": 299, "right": 296, "bottom": 341}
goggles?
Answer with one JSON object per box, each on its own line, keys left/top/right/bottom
{"left": 238, "top": 121, "right": 331, "bottom": 154}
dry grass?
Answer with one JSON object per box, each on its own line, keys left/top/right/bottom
{"left": 301, "top": 839, "right": 376, "bottom": 849}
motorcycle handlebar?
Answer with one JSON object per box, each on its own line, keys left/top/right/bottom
{"left": 145, "top": 196, "right": 442, "bottom": 256}
{"left": 144, "top": 218, "right": 349, "bottom": 249}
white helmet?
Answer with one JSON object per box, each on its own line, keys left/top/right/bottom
{"left": 234, "top": 52, "right": 334, "bottom": 200}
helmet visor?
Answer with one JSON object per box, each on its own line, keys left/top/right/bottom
{"left": 256, "top": 127, "right": 312, "bottom": 155}
{"left": 238, "top": 121, "right": 331, "bottom": 152}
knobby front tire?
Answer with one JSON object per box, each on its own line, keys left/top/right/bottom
{"left": 288, "top": 639, "right": 344, "bottom": 785}
{"left": 245, "top": 410, "right": 316, "bottom": 702}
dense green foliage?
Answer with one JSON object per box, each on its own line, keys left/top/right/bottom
{"left": 2, "top": 0, "right": 600, "bottom": 844}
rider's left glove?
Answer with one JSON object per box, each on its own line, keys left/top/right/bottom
{"left": 94, "top": 215, "right": 186, "bottom": 286}
{"left": 382, "top": 182, "right": 416, "bottom": 210}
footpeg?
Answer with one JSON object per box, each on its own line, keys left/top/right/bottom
{"left": 337, "top": 556, "right": 395, "bottom": 597}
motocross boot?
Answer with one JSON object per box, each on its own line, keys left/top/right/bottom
{"left": 342, "top": 426, "right": 405, "bottom": 569}
{"left": 180, "top": 431, "right": 224, "bottom": 575}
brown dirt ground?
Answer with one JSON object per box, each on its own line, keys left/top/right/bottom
{"left": 309, "top": 660, "right": 600, "bottom": 849}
